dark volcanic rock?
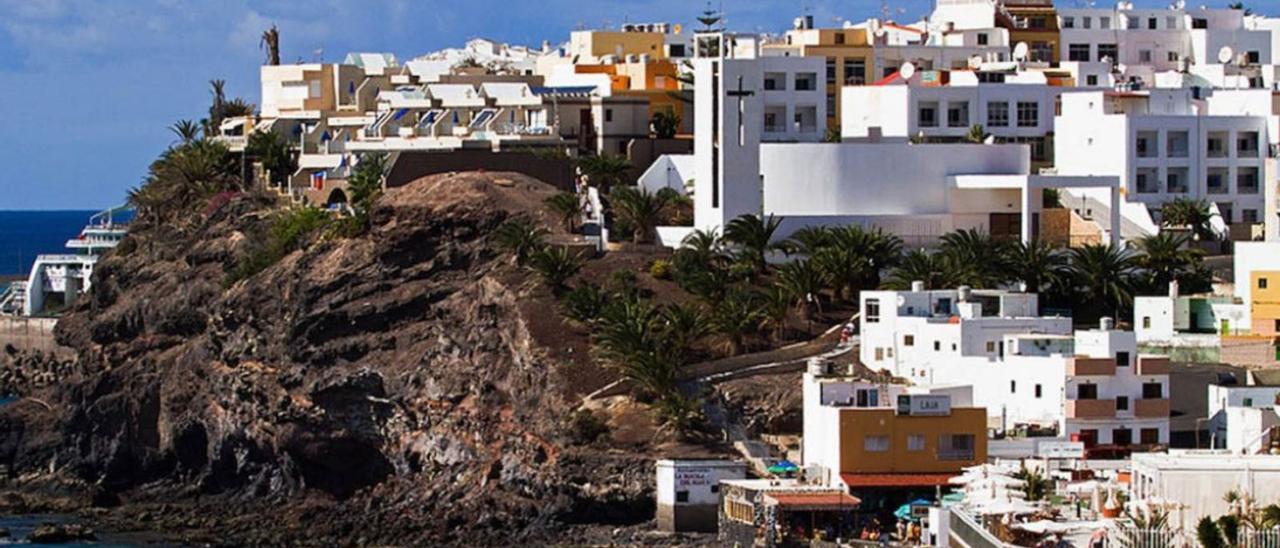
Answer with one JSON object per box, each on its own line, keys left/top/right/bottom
{"left": 29, "top": 523, "right": 96, "bottom": 543}
{"left": 0, "top": 172, "right": 665, "bottom": 545}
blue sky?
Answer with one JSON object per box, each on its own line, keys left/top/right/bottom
{"left": 0, "top": 0, "right": 1271, "bottom": 210}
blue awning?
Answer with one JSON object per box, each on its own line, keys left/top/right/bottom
{"left": 392, "top": 108, "right": 409, "bottom": 120}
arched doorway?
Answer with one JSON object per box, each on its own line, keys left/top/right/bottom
{"left": 325, "top": 188, "right": 349, "bottom": 208}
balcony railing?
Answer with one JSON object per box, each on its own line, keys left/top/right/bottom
{"left": 1067, "top": 357, "right": 1116, "bottom": 376}
{"left": 1135, "top": 399, "right": 1170, "bottom": 418}
{"left": 937, "top": 449, "right": 976, "bottom": 461}
{"left": 1136, "top": 356, "right": 1170, "bottom": 376}
{"left": 1067, "top": 399, "right": 1116, "bottom": 419}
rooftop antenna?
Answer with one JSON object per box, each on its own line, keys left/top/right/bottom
{"left": 697, "top": 1, "right": 724, "bottom": 32}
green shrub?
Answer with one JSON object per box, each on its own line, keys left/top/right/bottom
{"left": 560, "top": 283, "right": 610, "bottom": 324}
{"left": 1196, "top": 517, "right": 1225, "bottom": 548}
{"left": 649, "top": 259, "right": 673, "bottom": 280}
{"left": 226, "top": 207, "right": 332, "bottom": 285}
{"left": 569, "top": 409, "right": 610, "bottom": 445}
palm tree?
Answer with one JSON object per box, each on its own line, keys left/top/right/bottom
{"left": 651, "top": 110, "right": 681, "bottom": 139}
{"left": 1013, "top": 466, "right": 1052, "bottom": 501}
{"left": 681, "top": 228, "right": 725, "bottom": 263}
{"left": 578, "top": 154, "right": 632, "bottom": 192}
{"left": 964, "top": 124, "right": 990, "bottom": 144}
{"left": 544, "top": 192, "right": 583, "bottom": 233}
{"left": 813, "top": 246, "right": 873, "bottom": 303}
{"left": 246, "top": 130, "right": 295, "bottom": 188}
{"left": 659, "top": 302, "right": 708, "bottom": 355}
{"left": 1133, "top": 232, "right": 1202, "bottom": 293}
{"left": 1160, "top": 197, "right": 1218, "bottom": 241}
{"left": 785, "top": 226, "right": 834, "bottom": 256}
{"left": 609, "top": 186, "right": 671, "bottom": 244}
{"left": 260, "top": 24, "right": 281, "bottom": 66}
{"left": 170, "top": 120, "right": 202, "bottom": 145}
{"left": 560, "top": 282, "right": 610, "bottom": 324}
{"left": 707, "top": 287, "right": 764, "bottom": 356}
{"left": 723, "top": 214, "right": 786, "bottom": 275}
{"left": 829, "top": 225, "right": 903, "bottom": 287}
{"left": 1069, "top": 243, "right": 1140, "bottom": 320}
{"left": 1006, "top": 239, "right": 1069, "bottom": 294}
{"left": 774, "top": 259, "right": 830, "bottom": 319}
{"left": 528, "top": 246, "right": 583, "bottom": 294}
{"left": 760, "top": 286, "right": 792, "bottom": 344}
{"left": 1227, "top": 2, "right": 1253, "bottom": 15}
{"left": 939, "top": 229, "right": 1009, "bottom": 288}
{"left": 492, "top": 219, "right": 548, "bottom": 266}
{"left": 208, "top": 79, "right": 227, "bottom": 134}
{"left": 884, "top": 250, "right": 971, "bottom": 290}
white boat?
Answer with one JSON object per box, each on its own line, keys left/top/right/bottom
{"left": 0, "top": 206, "right": 131, "bottom": 317}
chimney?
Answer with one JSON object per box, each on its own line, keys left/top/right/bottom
{"left": 1100, "top": 317, "right": 1115, "bottom": 331}
{"left": 1169, "top": 280, "right": 1180, "bottom": 299}
{"left": 958, "top": 286, "right": 972, "bottom": 302}
{"left": 912, "top": 281, "right": 926, "bottom": 293}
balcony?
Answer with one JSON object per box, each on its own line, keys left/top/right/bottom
{"left": 1136, "top": 356, "right": 1170, "bottom": 376}
{"left": 1067, "top": 399, "right": 1116, "bottom": 419}
{"left": 1135, "top": 399, "right": 1170, "bottom": 418}
{"left": 1067, "top": 357, "right": 1116, "bottom": 376}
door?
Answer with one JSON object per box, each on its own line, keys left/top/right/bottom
{"left": 989, "top": 213, "right": 1022, "bottom": 241}
{"left": 578, "top": 108, "right": 596, "bottom": 153}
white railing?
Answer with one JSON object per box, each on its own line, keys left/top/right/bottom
{"left": 1108, "top": 527, "right": 1189, "bottom": 548}
{"left": 950, "top": 508, "right": 1011, "bottom": 548}
{"left": 0, "top": 282, "right": 27, "bottom": 316}
{"left": 1242, "top": 528, "right": 1280, "bottom": 548}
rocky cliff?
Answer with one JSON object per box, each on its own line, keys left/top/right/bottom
{"left": 0, "top": 172, "right": 689, "bottom": 545}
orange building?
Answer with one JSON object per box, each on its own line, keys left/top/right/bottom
{"left": 763, "top": 27, "right": 875, "bottom": 129}
{"left": 996, "top": 0, "right": 1061, "bottom": 63}
{"left": 1250, "top": 271, "right": 1280, "bottom": 335}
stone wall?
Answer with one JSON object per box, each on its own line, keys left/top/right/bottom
{"left": 1220, "top": 335, "right": 1280, "bottom": 368}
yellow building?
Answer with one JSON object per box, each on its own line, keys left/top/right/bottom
{"left": 764, "top": 28, "right": 874, "bottom": 129}
{"left": 568, "top": 30, "right": 667, "bottom": 64}
{"left": 1250, "top": 271, "right": 1280, "bottom": 335}
{"left": 997, "top": 0, "right": 1061, "bottom": 63}
{"left": 569, "top": 60, "right": 690, "bottom": 136}
{"left": 836, "top": 407, "right": 989, "bottom": 477}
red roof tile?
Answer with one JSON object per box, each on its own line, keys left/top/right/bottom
{"left": 840, "top": 473, "right": 957, "bottom": 488}
{"left": 765, "top": 492, "right": 862, "bottom": 509}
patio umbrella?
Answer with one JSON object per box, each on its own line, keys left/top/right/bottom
{"left": 894, "top": 499, "right": 933, "bottom": 521}
{"left": 767, "top": 460, "right": 799, "bottom": 475}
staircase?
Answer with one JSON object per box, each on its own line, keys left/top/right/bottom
{"left": 0, "top": 281, "right": 28, "bottom": 316}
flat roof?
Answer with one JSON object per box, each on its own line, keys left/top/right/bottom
{"left": 841, "top": 473, "right": 958, "bottom": 488}
{"left": 765, "top": 492, "right": 861, "bottom": 509}
{"left": 1132, "top": 452, "right": 1280, "bottom": 471}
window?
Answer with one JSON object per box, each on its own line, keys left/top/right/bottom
{"left": 710, "top": 484, "right": 719, "bottom": 493}
{"left": 856, "top": 389, "right": 880, "bottom": 407}
{"left": 1087, "top": 75, "right": 1099, "bottom": 86}
{"left": 1011, "top": 380, "right": 1017, "bottom": 394}
{"left": 977, "top": 33, "right": 989, "bottom": 46}
{"left": 676, "top": 491, "right": 689, "bottom": 503}
{"left": 1142, "top": 382, "right": 1163, "bottom": 399}
{"left": 827, "top": 93, "right": 836, "bottom": 115}
{"left": 908, "top": 434, "right": 926, "bottom": 452}
{"left": 938, "top": 434, "right": 976, "bottom": 461}
{"left": 1143, "top": 317, "right": 1152, "bottom": 329}
{"left": 764, "top": 112, "right": 780, "bottom": 132}
{"left": 864, "top": 435, "right": 890, "bottom": 452}
{"left": 1136, "top": 168, "right": 1159, "bottom": 194}
{"left": 1035, "top": 384, "right": 1043, "bottom": 398}
{"left": 865, "top": 299, "right": 881, "bottom": 323}
{"left": 1238, "top": 132, "right": 1260, "bottom": 157}
{"left": 1207, "top": 132, "right": 1228, "bottom": 157}
{"left": 1207, "top": 168, "right": 1229, "bottom": 195}
{"left": 1139, "top": 50, "right": 1152, "bottom": 63}
{"left": 1247, "top": 51, "right": 1260, "bottom": 64}
{"left": 1168, "top": 51, "right": 1180, "bottom": 62}
{"left": 1116, "top": 352, "right": 1130, "bottom": 367}
{"left": 1167, "top": 168, "right": 1189, "bottom": 194}
{"left": 919, "top": 101, "right": 939, "bottom": 127}
{"left": 1117, "top": 395, "right": 1129, "bottom": 411}
{"left": 1062, "top": 16, "right": 1075, "bottom": 29}
{"left": 845, "top": 59, "right": 866, "bottom": 85}
{"left": 987, "top": 102, "right": 1009, "bottom": 127}
{"left": 1140, "top": 428, "right": 1159, "bottom": 444}
{"left": 987, "top": 341, "right": 997, "bottom": 353}
{"left": 1244, "top": 397, "right": 1255, "bottom": 407}
{"left": 1260, "top": 278, "right": 1269, "bottom": 289}
{"left": 795, "top": 73, "right": 817, "bottom": 91}
{"left": 875, "top": 348, "right": 884, "bottom": 361}
{"left": 1218, "top": 202, "right": 1234, "bottom": 224}
{"left": 1098, "top": 44, "right": 1118, "bottom": 62}
{"left": 826, "top": 58, "right": 836, "bottom": 85}
{"left": 1136, "top": 131, "right": 1157, "bottom": 157}
{"left": 1147, "top": 17, "right": 1157, "bottom": 30}
{"left": 1243, "top": 209, "right": 1259, "bottom": 224}
{"left": 1083, "top": 16, "right": 1094, "bottom": 29}
{"left": 763, "top": 73, "right": 785, "bottom": 90}
{"left": 1239, "top": 168, "right": 1260, "bottom": 194}
{"left": 1068, "top": 44, "right": 1091, "bottom": 62}
{"left": 1077, "top": 384, "right": 1098, "bottom": 400}
{"left": 1167, "top": 131, "right": 1189, "bottom": 157}
{"left": 605, "top": 109, "right": 614, "bottom": 123}
{"left": 1127, "top": 16, "right": 1140, "bottom": 29}
{"left": 904, "top": 335, "right": 915, "bottom": 347}
{"left": 1166, "top": 16, "right": 1177, "bottom": 29}
{"left": 1016, "top": 101, "right": 1038, "bottom": 127}
{"left": 1098, "top": 17, "right": 1110, "bottom": 29}
{"left": 1113, "top": 428, "right": 1133, "bottom": 446}
{"left": 835, "top": 33, "right": 846, "bottom": 45}
{"left": 948, "top": 102, "right": 969, "bottom": 128}
{"left": 934, "top": 341, "right": 942, "bottom": 351}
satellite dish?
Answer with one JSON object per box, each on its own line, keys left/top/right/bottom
{"left": 1013, "top": 42, "right": 1030, "bottom": 62}
{"left": 1218, "top": 46, "right": 1234, "bottom": 64}
{"left": 1116, "top": 63, "right": 1128, "bottom": 74}
{"left": 968, "top": 55, "right": 983, "bottom": 69}
{"left": 900, "top": 61, "right": 916, "bottom": 80}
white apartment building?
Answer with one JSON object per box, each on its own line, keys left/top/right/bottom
{"left": 1207, "top": 381, "right": 1280, "bottom": 453}
{"left": 1133, "top": 281, "right": 1245, "bottom": 344}
{"left": 841, "top": 70, "right": 1062, "bottom": 165}
{"left": 859, "top": 286, "right": 1172, "bottom": 447}
{"left": 1131, "top": 452, "right": 1280, "bottom": 527}
{"left": 1055, "top": 88, "right": 1276, "bottom": 229}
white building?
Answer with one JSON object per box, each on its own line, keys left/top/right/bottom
{"left": 1131, "top": 452, "right": 1280, "bottom": 526}
{"left": 1054, "top": 88, "right": 1276, "bottom": 231}
{"left": 1133, "top": 282, "right": 1245, "bottom": 344}
{"left": 859, "top": 286, "right": 1172, "bottom": 447}
{"left": 841, "top": 70, "right": 1063, "bottom": 166}
{"left": 1208, "top": 372, "right": 1280, "bottom": 453}
{"left": 655, "top": 459, "right": 746, "bottom": 532}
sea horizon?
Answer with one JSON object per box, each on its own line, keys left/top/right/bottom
{"left": 0, "top": 210, "right": 102, "bottom": 277}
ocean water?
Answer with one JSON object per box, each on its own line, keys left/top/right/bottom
{"left": 0, "top": 515, "right": 138, "bottom": 546}
{"left": 0, "top": 211, "right": 99, "bottom": 278}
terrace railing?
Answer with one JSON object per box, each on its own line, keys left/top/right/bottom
{"left": 949, "top": 508, "right": 1011, "bottom": 548}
